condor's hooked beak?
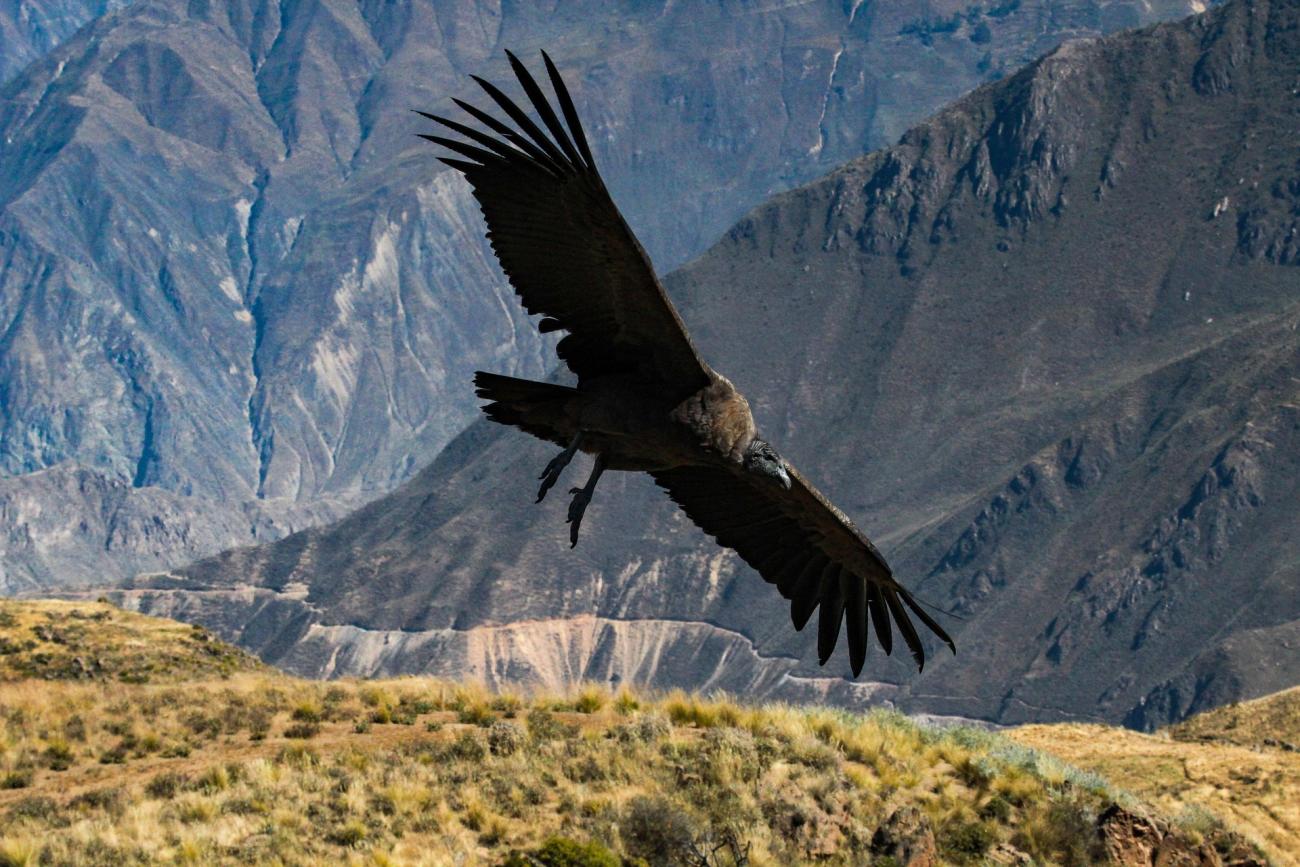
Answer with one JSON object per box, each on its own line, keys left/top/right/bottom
{"left": 777, "top": 465, "right": 792, "bottom": 490}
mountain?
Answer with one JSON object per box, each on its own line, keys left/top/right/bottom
{"left": 0, "top": 602, "right": 1270, "bottom": 865}
{"left": 0, "top": 0, "right": 1208, "bottom": 590}
{"left": 107, "top": 0, "right": 1300, "bottom": 729}
{"left": 0, "top": 0, "right": 129, "bottom": 84}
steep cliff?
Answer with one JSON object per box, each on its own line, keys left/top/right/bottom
{"left": 111, "top": 0, "right": 1299, "bottom": 728}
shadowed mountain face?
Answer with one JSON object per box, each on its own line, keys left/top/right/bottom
{"left": 0, "top": 0, "right": 1206, "bottom": 590}
{"left": 113, "top": 0, "right": 1299, "bottom": 728}
{"left": 0, "top": 0, "right": 130, "bottom": 84}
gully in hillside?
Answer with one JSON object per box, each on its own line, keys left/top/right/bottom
{"left": 416, "top": 51, "right": 955, "bottom": 677}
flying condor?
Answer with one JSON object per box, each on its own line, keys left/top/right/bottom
{"left": 416, "top": 51, "right": 956, "bottom": 677}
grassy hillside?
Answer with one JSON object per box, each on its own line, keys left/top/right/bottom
{"left": 0, "top": 599, "right": 262, "bottom": 682}
{"left": 1012, "top": 689, "right": 1300, "bottom": 867}
{"left": 0, "top": 601, "right": 1274, "bottom": 865}
{"left": 1167, "top": 686, "right": 1300, "bottom": 751}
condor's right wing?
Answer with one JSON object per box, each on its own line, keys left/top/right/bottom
{"left": 651, "top": 462, "right": 956, "bottom": 677}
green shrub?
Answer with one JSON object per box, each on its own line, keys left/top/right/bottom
{"left": 407, "top": 698, "right": 438, "bottom": 715}
{"left": 291, "top": 702, "right": 323, "bottom": 723}
{"left": 326, "top": 819, "right": 368, "bottom": 847}
{"left": 527, "top": 709, "right": 577, "bottom": 741}
{"left": 635, "top": 713, "right": 670, "bottom": 742}
{"left": 458, "top": 705, "right": 497, "bottom": 727}
{"left": 97, "top": 743, "right": 128, "bottom": 765}
{"left": 69, "top": 787, "right": 124, "bottom": 815}
{"left": 621, "top": 795, "right": 699, "bottom": 865}
{"left": 490, "top": 695, "right": 523, "bottom": 717}
{"left": 447, "top": 731, "right": 486, "bottom": 762}
{"left": 528, "top": 835, "right": 620, "bottom": 867}
{"left": 0, "top": 770, "right": 32, "bottom": 789}
{"left": 939, "top": 820, "right": 996, "bottom": 860}
{"left": 6, "top": 796, "right": 62, "bottom": 824}
{"left": 980, "top": 795, "right": 1012, "bottom": 822}
{"left": 145, "top": 771, "right": 188, "bottom": 798}
{"left": 223, "top": 797, "right": 270, "bottom": 816}
{"left": 42, "top": 739, "right": 74, "bottom": 771}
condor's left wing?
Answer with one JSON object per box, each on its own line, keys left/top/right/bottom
{"left": 417, "top": 51, "right": 713, "bottom": 404}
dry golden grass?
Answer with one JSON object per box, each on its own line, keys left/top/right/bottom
{"left": 1010, "top": 722, "right": 1300, "bottom": 866}
{"left": 0, "top": 599, "right": 262, "bottom": 683}
{"left": 1168, "top": 686, "right": 1300, "bottom": 750}
{"left": 0, "top": 671, "right": 1164, "bottom": 866}
{"left": 0, "top": 601, "right": 1270, "bottom": 865}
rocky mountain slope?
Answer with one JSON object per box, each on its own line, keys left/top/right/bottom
{"left": 109, "top": 0, "right": 1300, "bottom": 729}
{"left": 0, "top": 0, "right": 129, "bottom": 83}
{"left": 0, "top": 0, "right": 1207, "bottom": 590}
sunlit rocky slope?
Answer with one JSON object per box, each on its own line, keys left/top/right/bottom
{"left": 110, "top": 0, "right": 1300, "bottom": 729}
{"left": 0, "top": 0, "right": 1208, "bottom": 589}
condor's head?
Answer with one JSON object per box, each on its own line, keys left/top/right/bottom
{"left": 743, "top": 439, "right": 791, "bottom": 490}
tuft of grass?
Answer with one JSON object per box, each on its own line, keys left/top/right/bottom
{"left": 572, "top": 686, "right": 607, "bottom": 714}
{"left": 282, "top": 721, "right": 322, "bottom": 739}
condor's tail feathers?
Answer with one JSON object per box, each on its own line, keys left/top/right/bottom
{"left": 473, "top": 371, "right": 575, "bottom": 447}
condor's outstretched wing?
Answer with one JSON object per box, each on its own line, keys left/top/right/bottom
{"left": 651, "top": 463, "right": 956, "bottom": 677}
{"left": 417, "top": 51, "right": 712, "bottom": 402}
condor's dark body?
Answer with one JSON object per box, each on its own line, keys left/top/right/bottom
{"left": 419, "top": 51, "right": 955, "bottom": 678}
{"left": 476, "top": 370, "right": 757, "bottom": 472}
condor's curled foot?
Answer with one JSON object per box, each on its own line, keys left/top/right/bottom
{"left": 537, "top": 433, "right": 582, "bottom": 503}
{"left": 566, "top": 454, "right": 607, "bottom": 547}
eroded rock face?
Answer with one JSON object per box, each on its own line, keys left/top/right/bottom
{"left": 0, "top": 0, "right": 131, "bottom": 83}
{"left": 870, "top": 806, "right": 938, "bottom": 867}
{"left": 1096, "top": 805, "right": 1228, "bottom": 867}
{"left": 0, "top": 0, "right": 1208, "bottom": 588}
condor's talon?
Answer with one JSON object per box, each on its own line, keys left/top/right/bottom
{"left": 566, "top": 493, "right": 591, "bottom": 547}
{"left": 565, "top": 454, "right": 607, "bottom": 547}
{"left": 537, "top": 433, "right": 583, "bottom": 503}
